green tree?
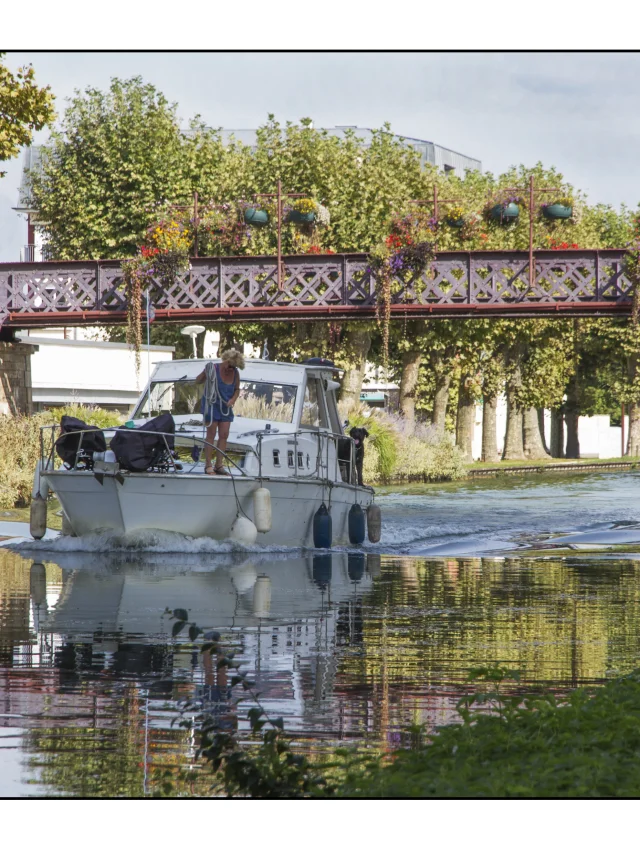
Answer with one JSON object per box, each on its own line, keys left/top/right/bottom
{"left": 28, "top": 77, "right": 192, "bottom": 259}
{"left": 0, "top": 53, "right": 54, "bottom": 178}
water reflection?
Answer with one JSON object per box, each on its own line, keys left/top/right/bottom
{"left": 2, "top": 549, "right": 640, "bottom": 795}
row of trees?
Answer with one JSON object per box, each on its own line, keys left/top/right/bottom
{"left": 22, "top": 77, "right": 640, "bottom": 460}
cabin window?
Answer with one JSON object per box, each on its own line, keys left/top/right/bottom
{"left": 133, "top": 377, "right": 297, "bottom": 422}
{"left": 297, "top": 451, "right": 304, "bottom": 468}
{"left": 272, "top": 449, "right": 280, "bottom": 467}
{"left": 301, "top": 378, "right": 330, "bottom": 429}
{"left": 288, "top": 450, "right": 294, "bottom": 467}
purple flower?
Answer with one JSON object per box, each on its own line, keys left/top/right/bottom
{"left": 390, "top": 254, "right": 406, "bottom": 272}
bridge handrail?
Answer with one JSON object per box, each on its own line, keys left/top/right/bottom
{"left": 1, "top": 249, "right": 634, "bottom": 325}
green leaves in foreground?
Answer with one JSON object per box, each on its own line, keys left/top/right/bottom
{"left": 338, "top": 669, "right": 640, "bottom": 798}
{"left": 164, "top": 610, "right": 640, "bottom": 798}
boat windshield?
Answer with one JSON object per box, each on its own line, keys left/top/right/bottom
{"left": 132, "top": 378, "right": 298, "bottom": 423}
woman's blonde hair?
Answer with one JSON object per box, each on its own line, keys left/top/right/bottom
{"left": 220, "top": 348, "right": 246, "bottom": 370}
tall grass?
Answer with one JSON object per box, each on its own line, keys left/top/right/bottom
{"left": 339, "top": 402, "right": 466, "bottom": 484}
{"left": 0, "top": 405, "right": 125, "bottom": 509}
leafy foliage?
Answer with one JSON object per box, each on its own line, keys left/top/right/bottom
{"left": 0, "top": 53, "right": 55, "bottom": 177}
{"left": 338, "top": 667, "right": 640, "bottom": 797}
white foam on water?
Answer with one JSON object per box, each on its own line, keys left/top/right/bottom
{"left": 9, "top": 527, "right": 302, "bottom": 556}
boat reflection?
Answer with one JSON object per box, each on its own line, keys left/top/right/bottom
{"left": 33, "top": 550, "right": 372, "bottom": 637}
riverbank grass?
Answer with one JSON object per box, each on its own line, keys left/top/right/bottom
{"left": 467, "top": 455, "right": 640, "bottom": 471}
{"left": 337, "top": 668, "right": 640, "bottom": 797}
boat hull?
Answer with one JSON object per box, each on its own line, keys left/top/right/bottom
{"left": 44, "top": 470, "right": 374, "bottom": 547}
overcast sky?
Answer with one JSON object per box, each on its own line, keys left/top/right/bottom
{"left": 2, "top": 51, "right": 639, "bottom": 261}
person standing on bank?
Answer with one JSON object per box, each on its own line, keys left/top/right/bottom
{"left": 195, "top": 349, "right": 245, "bottom": 475}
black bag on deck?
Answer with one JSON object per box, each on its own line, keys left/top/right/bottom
{"left": 110, "top": 413, "right": 175, "bottom": 472}
{"left": 55, "top": 415, "right": 107, "bottom": 467}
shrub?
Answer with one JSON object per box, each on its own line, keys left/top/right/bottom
{"left": 344, "top": 405, "right": 398, "bottom": 480}
{"left": 0, "top": 405, "right": 124, "bottom": 509}
{"left": 337, "top": 668, "right": 640, "bottom": 797}
{"left": 339, "top": 402, "right": 466, "bottom": 484}
{"left": 395, "top": 434, "right": 467, "bottom": 482}
{"left": 49, "top": 404, "right": 125, "bottom": 430}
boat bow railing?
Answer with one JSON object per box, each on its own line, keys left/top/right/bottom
{"left": 39, "top": 425, "right": 248, "bottom": 476}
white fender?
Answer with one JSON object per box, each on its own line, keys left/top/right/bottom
{"left": 229, "top": 514, "right": 258, "bottom": 546}
{"left": 30, "top": 496, "right": 47, "bottom": 540}
{"left": 253, "top": 487, "right": 272, "bottom": 533}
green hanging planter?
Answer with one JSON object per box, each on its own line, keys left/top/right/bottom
{"left": 446, "top": 217, "right": 465, "bottom": 228}
{"left": 543, "top": 204, "right": 573, "bottom": 220}
{"left": 244, "top": 208, "right": 269, "bottom": 227}
{"left": 288, "top": 210, "right": 316, "bottom": 225}
{"left": 489, "top": 203, "right": 520, "bottom": 223}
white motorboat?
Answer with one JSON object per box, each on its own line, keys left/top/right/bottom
{"left": 34, "top": 358, "right": 378, "bottom": 548}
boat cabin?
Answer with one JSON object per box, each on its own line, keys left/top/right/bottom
{"left": 129, "top": 359, "right": 353, "bottom": 482}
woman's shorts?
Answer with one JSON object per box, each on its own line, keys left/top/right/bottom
{"left": 201, "top": 398, "right": 234, "bottom": 423}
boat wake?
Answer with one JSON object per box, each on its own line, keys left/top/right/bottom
{"left": 3, "top": 527, "right": 302, "bottom": 556}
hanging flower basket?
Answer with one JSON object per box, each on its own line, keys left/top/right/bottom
{"left": 489, "top": 202, "right": 520, "bottom": 223}
{"left": 288, "top": 209, "right": 316, "bottom": 225}
{"left": 244, "top": 207, "right": 269, "bottom": 227}
{"left": 543, "top": 203, "right": 573, "bottom": 220}
{"left": 287, "top": 198, "right": 319, "bottom": 226}
{"left": 445, "top": 205, "right": 466, "bottom": 228}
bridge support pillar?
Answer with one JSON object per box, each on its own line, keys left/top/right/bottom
{"left": 0, "top": 341, "right": 39, "bottom": 416}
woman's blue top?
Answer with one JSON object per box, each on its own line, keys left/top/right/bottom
{"left": 201, "top": 363, "right": 238, "bottom": 423}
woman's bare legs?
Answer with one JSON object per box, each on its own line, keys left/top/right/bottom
{"left": 204, "top": 422, "right": 218, "bottom": 472}
{"left": 216, "top": 421, "right": 231, "bottom": 471}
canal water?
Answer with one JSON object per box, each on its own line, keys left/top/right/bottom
{"left": 2, "top": 470, "right": 640, "bottom": 796}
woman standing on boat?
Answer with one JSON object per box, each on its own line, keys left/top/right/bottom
{"left": 196, "top": 349, "right": 245, "bottom": 475}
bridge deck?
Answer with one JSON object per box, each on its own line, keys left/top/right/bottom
{"left": 0, "top": 249, "right": 632, "bottom": 326}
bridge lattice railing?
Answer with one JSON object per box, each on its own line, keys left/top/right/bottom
{"left": 0, "top": 250, "right": 632, "bottom": 322}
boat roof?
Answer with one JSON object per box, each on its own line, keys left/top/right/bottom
{"left": 150, "top": 358, "right": 337, "bottom": 385}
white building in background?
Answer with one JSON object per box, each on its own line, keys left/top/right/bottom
{"left": 16, "top": 328, "right": 174, "bottom": 413}
{"left": 470, "top": 399, "right": 627, "bottom": 462}
{"left": 14, "top": 327, "right": 263, "bottom": 415}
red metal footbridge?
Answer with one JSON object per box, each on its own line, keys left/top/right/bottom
{"left": 0, "top": 249, "right": 633, "bottom": 328}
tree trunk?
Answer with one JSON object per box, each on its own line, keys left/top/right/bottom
{"left": 502, "top": 375, "right": 525, "bottom": 460}
{"left": 550, "top": 408, "right": 564, "bottom": 458}
{"left": 398, "top": 349, "right": 422, "bottom": 432}
{"left": 565, "top": 375, "right": 580, "bottom": 459}
{"left": 523, "top": 406, "right": 551, "bottom": 459}
{"left": 628, "top": 403, "right": 640, "bottom": 457}
{"left": 455, "top": 375, "right": 476, "bottom": 463}
{"left": 538, "top": 408, "right": 550, "bottom": 455}
{"left": 431, "top": 375, "right": 451, "bottom": 434}
{"left": 481, "top": 395, "right": 500, "bottom": 462}
{"left": 627, "top": 352, "right": 640, "bottom": 457}
{"left": 339, "top": 328, "right": 371, "bottom": 408}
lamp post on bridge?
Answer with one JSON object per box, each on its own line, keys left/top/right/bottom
{"left": 253, "top": 180, "right": 305, "bottom": 291}
{"left": 491, "top": 177, "right": 561, "bottom": 289}
{"left": 408, "top": 186, "right": 465, "bottom": 249}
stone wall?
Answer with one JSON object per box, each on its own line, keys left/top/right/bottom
{"left": 0, "top": 342, "right": 38, "bottom": 416}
